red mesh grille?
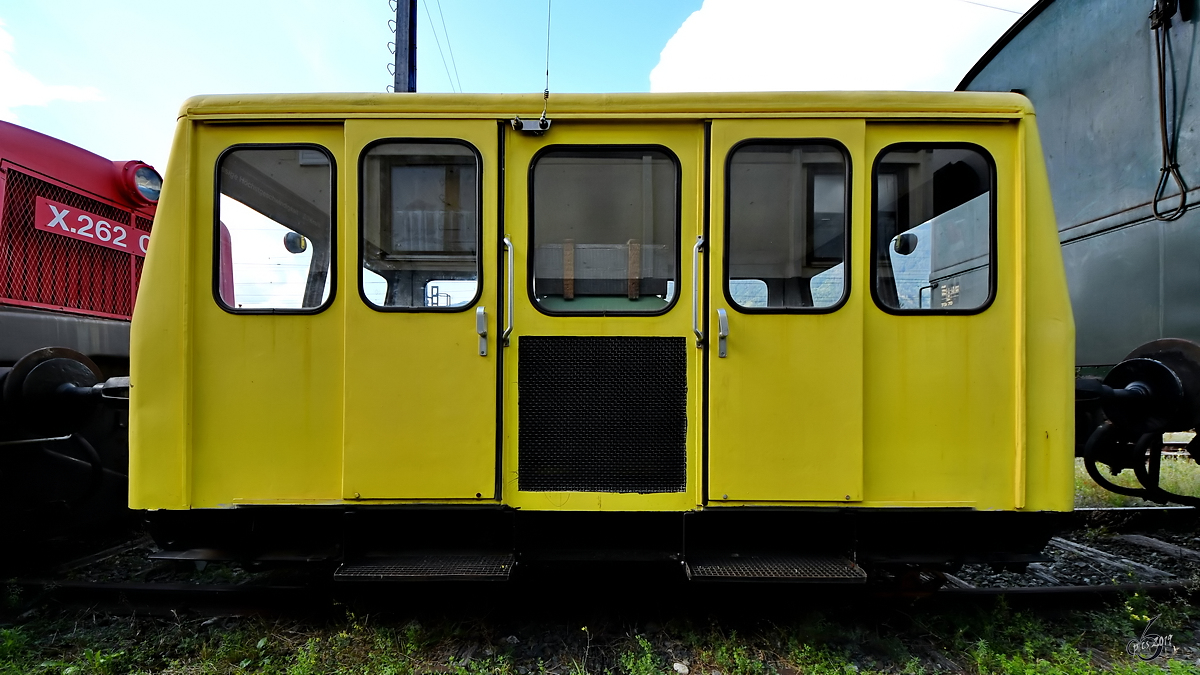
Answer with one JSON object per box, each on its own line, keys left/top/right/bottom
{"left": 0, "top": 170, "right": 140, "bottom": 319}
{"left": 131, "top": 215, "right": 152, "bottom": 310}
{"left": 132, "top": 257, "right": 144, "bottom": 309}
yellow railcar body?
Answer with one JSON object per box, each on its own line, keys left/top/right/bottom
{"left": 130, "top": 92, "right": 1073, "bottom": 516}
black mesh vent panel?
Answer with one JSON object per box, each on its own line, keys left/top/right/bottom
{"left": 518, "top": 336, "right": 687, "bottom": 493}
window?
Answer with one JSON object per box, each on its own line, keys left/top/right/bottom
{"left": 726, "top": 141, "right": 849, "bottom": 311}
{"left": 360, "top": 141, "right": 480, "bottom": 310}
{"left": 531, "top": 147, "right": 678, "bottom": 314}
{"left": 215, "top": 146, "right": 334, "bottom": 312}
{"left": 872, "top": 145, "right": 994, "bottom": 313}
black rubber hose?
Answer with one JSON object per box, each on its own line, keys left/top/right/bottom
{"left": 1152, "top": 15, "right": 1188, "bottom": 221}
{"left": 38, "top": 435, "right": 107, "bottom": 509}
{"left": 1133, "top": 430, "right": 1200, "bottom": 507}
{"left": 1083, "top": 423, "right": 1152, "bottom": 498}
{"left": 1132, "top": 432, "right": 1169, "bottom": 502}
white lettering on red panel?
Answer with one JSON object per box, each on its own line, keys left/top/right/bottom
{"left": 35, "top": 197, "right": 149, "bottom": 257}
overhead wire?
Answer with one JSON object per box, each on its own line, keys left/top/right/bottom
{"left": 954, "top": 0, "right": 1022, "bottom": 14}
{"left": 421, "top": 0, "right": 457, "bottom": 92}
{"left": 435, "top": 0, "right": 463, "bottom": 92}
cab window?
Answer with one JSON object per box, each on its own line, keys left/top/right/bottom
{"left": 726, "top": 141, "right": 849, "bottom": 311}
{"left": 872, "top": 145, "right": 994, "bottom": 313}
{"left": 215, "top": 145, "right": 334, "bottom": 312}
{"left": 531, "top": 147, "right": 679, "bottom": 314}
{"left": 360, "top": 141, "right": 480, "bottom": 310}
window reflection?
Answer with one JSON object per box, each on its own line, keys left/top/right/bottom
{"left": 873, "top": 146, "right": 993, "bottom": 312}
{"left": 531, "top": 148, "right": 678, "bottom": 314}
{"left": 361, "top": 142, "right": 479, "bottom": 310}
{"left": 216, "top": 147, "right": 333, "bottom": 311}
{"left": 726, "top": 142, "right": 849, "bottom": 311}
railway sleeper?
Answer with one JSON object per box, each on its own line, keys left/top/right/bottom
{"left": 1115, "top": 533, "right": 1200, "bottom": 561}
{"left": 1048, "top": 537, "right": 1175, "bottom": 580}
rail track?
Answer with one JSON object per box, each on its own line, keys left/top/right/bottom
{"left": 5, "top": 506, "right": 1197, "bottom": 619}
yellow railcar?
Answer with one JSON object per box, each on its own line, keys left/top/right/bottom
{"left": 130, "top": 92, "right": 1073, "bottom": 581}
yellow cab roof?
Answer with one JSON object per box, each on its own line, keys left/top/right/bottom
{"left": 179, "top": 91, "right": 1034, "bottom": 121}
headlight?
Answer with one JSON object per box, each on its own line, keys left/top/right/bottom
{"left": 118, "top": 161, "right": 162, "bottom": 205}
{"left": 134, "top": 165, "right": 162, "bottom": 202}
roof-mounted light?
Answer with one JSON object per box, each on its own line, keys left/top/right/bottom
{"left": 118, "top": 161, "right": 162, "bottom": 205}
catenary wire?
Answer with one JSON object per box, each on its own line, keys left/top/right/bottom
{"left": 954, "top": 0, "right": 1022, "bottom": 13}
{"left": 421, "top": 0, "right": 457, "bottom": 92}
{"left": 435, "top": 0, "right": 463, "bottom": 92}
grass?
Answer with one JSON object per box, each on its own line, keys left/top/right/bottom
{"left": 1075, "top": 456, "right": 1200, "bottom": 508}
{"left": 2, "top": 592, "right": 1199, "bottom": 674}
{"left": 2, "top": 453, "right": 1198, "bottom": 672}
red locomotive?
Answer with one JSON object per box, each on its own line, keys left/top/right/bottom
{"left": 0, "top": 120, "right": 160, "bottom": 547}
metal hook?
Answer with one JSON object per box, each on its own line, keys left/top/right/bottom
{"left": 388, "top": 19, "right": 397, "bottom": 33}
{"left": 387, "top": 41, "right": 396, "bottom": 55}
{"left": 386, "top": 84, "right": 395, "bottom": 93}
{"left": 388, "top": 0, "right": 398, "bottom": 11}
{"left": 387, "top": 63, "right": 396, "bottom": 76}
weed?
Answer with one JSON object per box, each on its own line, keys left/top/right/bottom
{"left": 3, "top": 585, "right": 20, "bottom": 611}
{"left": 0, "top": 627, "right": 31, "bottom": 675}
{"left": 567, "top": 625, "right": 593, "bottom": 675}
{"left": 57, "top": 648, "right": 126, "bottom": 675}
{"left": 620, "top": 635, "right": 664, "bottom": 675}
{"left": 972, "top": 640, "right": 1096, "bottom": 674}
{"left": 0, "top": 629, "right": 27, "bottom": 663}
{"left": 288, "top": 636, "right": 322, "bottom": 675}
{"left": 451, "top": 653, "right": 516, "bottom": 675}
{"left": 787, "top": 642, "right": 861, "bottom": 675}
{"left": 706, "top": 630, "right": 769, "bottom": 675}
{"left": 364, "top": 627, "right": 415, "bottom": 675}
{"left": 400, "top": 619, "right": 427, "bottom": 655}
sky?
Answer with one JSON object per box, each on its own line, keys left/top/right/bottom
{"left": 0, "top": 0, "right": 1037, "bottom": 173}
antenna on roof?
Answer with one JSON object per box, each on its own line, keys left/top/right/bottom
{"left": 513, "top": 0, "right": 553, "bottom": 134}
{"left": 541, "top": 0, "right": 552, "bottom": 126}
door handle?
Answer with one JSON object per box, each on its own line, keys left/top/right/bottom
{"left": 502, "top": 235, "right": 514, "bottom": 346}
{"left": 476, "top": 306, "right": 488, "bottom": 356}
{"left": 692, "top": 235, "right": 704, "bottom": 348}
{"left": 717, "top": 308, "right": 729, "bottom": 358}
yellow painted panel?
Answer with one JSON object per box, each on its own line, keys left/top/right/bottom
{"left": 708, "top": 119, "right": 865, "bottom": 503}
{"left": 341, "top": 119, "right": 498, "bottom": 499}
{"left": 1018, "top": 119, "right": 1075, "bottom": 512}
{"left": 129, "top": 120, "right": 192, "bottom": 509}
{"left": 188, "top": 124, "right": 346, "bottom": 507}
{"left": 501, "top": 121, "right": 705, "bottom": 511}
{"left": 861, "top": 122, "right": 1019, "bottom": 510}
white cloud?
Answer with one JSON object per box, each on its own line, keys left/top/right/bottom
{"left": 0, "top": 19, "right": 101, "bottom": 122}
{"left": 650, "top": 0, "right": 1038, "bottom": 92}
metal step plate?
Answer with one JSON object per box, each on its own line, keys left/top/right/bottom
{"left": 685, "top": 553, "right": 867, "bottom": 583}
{"left": 335, "top": 554, "right": 514, "bottom": 581}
